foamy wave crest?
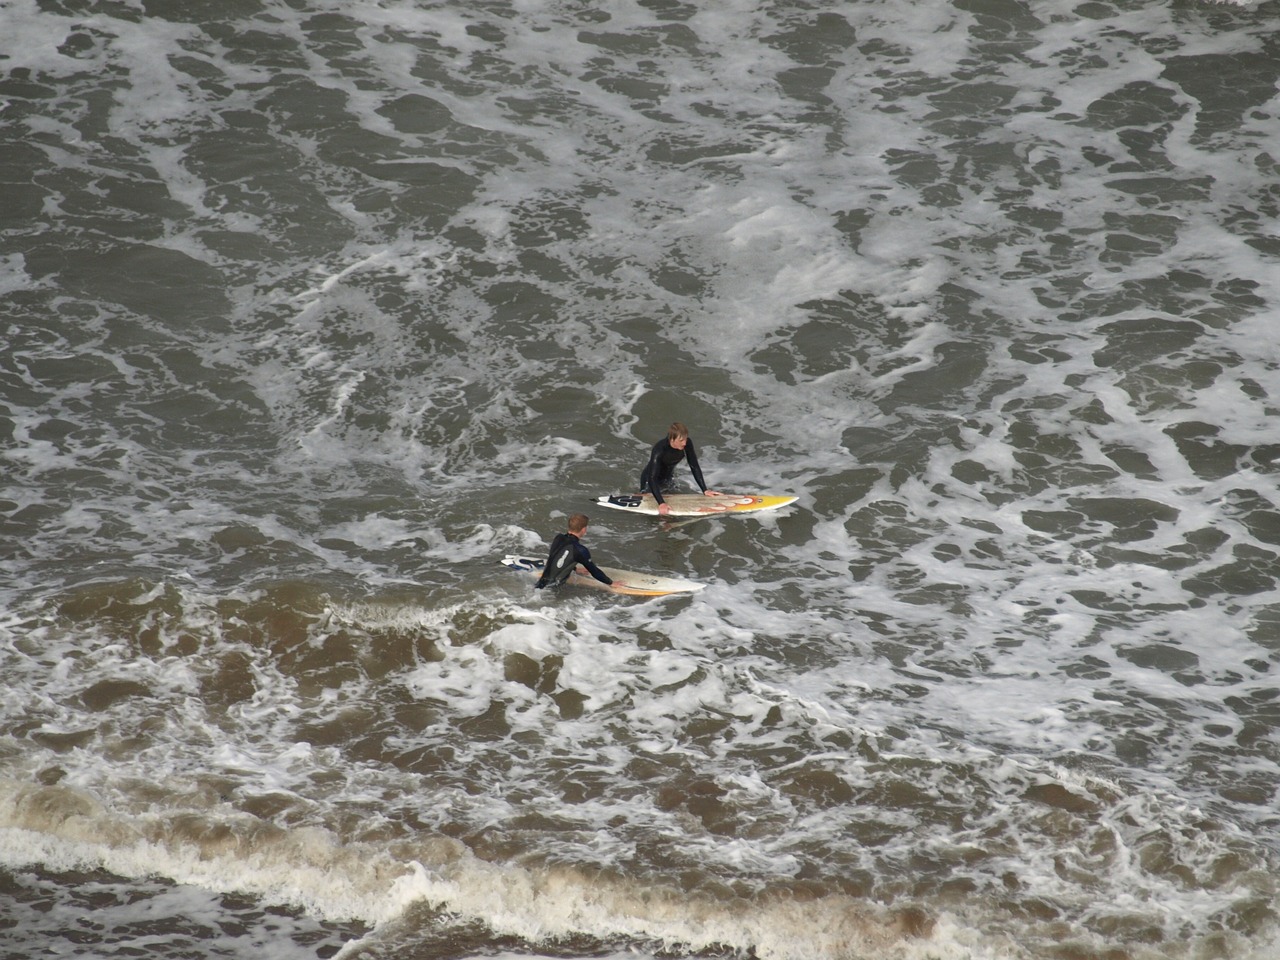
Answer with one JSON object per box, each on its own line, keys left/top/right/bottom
{"left": 0, "top": 777, "right": 989, "bottom": 960}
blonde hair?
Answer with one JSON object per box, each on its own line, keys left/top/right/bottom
{"left": 567, "top": 513, "right": 590, "bottom": 534}
{"left": 667, "top": 422, "right": 689, "bottom": 443}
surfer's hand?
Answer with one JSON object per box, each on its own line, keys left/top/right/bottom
{"left": 703, "top": 489, "right": 721, "bottom": 497}
{"left": 658, "top": 503, "right": 670, "bottom": 516}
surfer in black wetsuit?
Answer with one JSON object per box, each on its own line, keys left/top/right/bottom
{"left": 535, "top": 513, "right": 613, "bottom": 589}
{"left": 638, "top": 421, "right": 721, "bottom": 516}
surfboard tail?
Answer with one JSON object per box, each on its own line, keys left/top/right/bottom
{"left": 501, "top": 555, "right": 542, "bottom": 572}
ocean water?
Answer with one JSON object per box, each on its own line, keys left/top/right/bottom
{"left": 2, "top": 0, "right": 1279, "bottom": 957}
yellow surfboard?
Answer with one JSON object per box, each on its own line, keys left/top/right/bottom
{"left": 594, "top": 492, "right": 798, "bottom": 518}
{"left": 501, "top": 555, "right": 705, "bottom": 597}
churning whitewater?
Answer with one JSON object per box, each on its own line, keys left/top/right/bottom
{"left": 2, "top": 0, "right": 1279, "bottom": 958}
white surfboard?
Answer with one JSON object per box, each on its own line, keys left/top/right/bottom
{"left": 595, "top": 491, "right": 798, "bottom": 518}
{"left": 500, "top": 555, "right": 705, "bottom": 597}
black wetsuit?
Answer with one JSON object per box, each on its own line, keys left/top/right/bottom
{"left": 535, "top": 532, "right": 613, "bottom": 589}
{"left": 639, "top": 437, "right": 707, "bottom": 505}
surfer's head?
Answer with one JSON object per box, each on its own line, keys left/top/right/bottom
{"left": 668, "top": 422, "right": 689, "bottom": 448}
{"left": 567, "top": 513, "right": 590, "bottom": 535}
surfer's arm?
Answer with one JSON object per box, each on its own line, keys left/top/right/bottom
{"left": 685, "top": 440, "right": 711, "bottom": 494}
{"left": 643, "top": 444, "right": 667, "bottom": 505}
{"left": 575, "top": 545, "right": 613, "bottom": 586}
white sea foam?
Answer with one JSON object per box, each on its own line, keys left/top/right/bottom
{"left": 0, "top": 787, "right": 989, "bottom": 960}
